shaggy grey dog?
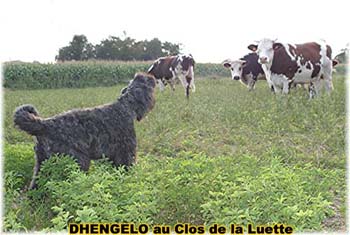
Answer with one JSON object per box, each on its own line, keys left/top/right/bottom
{"left": 14, "top": 73, "right": 156, "bottom": 189}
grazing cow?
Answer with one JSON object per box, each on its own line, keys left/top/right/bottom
{"left": 222, "top": 53, "right": 266, "bottom": 91}
{"left": 248, "top": 39, "right": 335, "bottom": 98}
{"left": 147, "top": 54, "right": 195, "bottom": 98}
{"left": 247, "top": 39, "right": 336, "bottom": 98}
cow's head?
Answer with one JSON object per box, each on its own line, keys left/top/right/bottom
{"left": 248, "top": 38, "right": 283, "bottom": 65}
{"left": 180, "top": 54, "right": 195, "bottom": 70}
{"left": 222, "top": 59, "right": 247, "bottom": 81}
{"left": 178, "top": 54, "right": 195, "bottom": 79}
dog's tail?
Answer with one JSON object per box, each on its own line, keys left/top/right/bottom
{"left": 14, "top": 105, "right": 45, "bottom": 136}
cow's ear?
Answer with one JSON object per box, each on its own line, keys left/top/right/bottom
{"left": 241, "top": 60, "right": 247, "bottom": 67}
{"left": 332, "top": 59, "right": 338, "bottom": 67}
{"left": 223, "top": 62, "right": 231, "bottom": 68}
{"left": 273, "top": 43, "right": 283, "bottom": 50}
{"left": 222, "top": 60, "right": 231, "bottom": 68}
{"left": 248, "top": 44, "right": 258, "bottom": 52}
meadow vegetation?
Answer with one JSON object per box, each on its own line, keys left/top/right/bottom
{"left": 3, "top": 63, "right": 346, "bottom": 232}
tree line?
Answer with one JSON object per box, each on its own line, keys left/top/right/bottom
{"left": 56, "top": 34, "right": 181, "bottom": 61}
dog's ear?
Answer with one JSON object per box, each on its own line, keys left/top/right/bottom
{"left": 134, "top": 88, "right": 146, "bottom": 102}
{"left": 120, "top": 79, "right": 135, "bottom": 96}
{"left": 146, "top": 76, "right": 156, "bottom": 89}
{"left": 134, "top": 88, "right": 147, "bottom": 121}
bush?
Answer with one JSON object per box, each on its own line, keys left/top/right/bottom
{"left": 4, "top": 143, "right": 35, "bottom": 189}
{"left": 4, "top": 152, "right": 342, "bottom": 232}
{"left": 3, "top": 171, "right": 28, "bottom": 232}
{"left": 200, "top": 155, "right": 340, "bottom": 231}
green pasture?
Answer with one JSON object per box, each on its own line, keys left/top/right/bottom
{"left": 3, "top": 69, "right": 346, "bottom": 232}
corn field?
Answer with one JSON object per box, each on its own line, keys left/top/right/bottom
{"left": 3, "top": 61, "right": 230, "bottom": 89}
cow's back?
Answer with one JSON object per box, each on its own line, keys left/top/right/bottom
{"left": 241, "top": 53, "right": 264, "bottom": 78}
{"left": 148, "top": 56, "right": 177, "bottom": 79}
{"left": 271, "top": 42, "right": 328, "bottom": 79}
{"left": 270, "top": 45, "right": 299, "bottom": 79}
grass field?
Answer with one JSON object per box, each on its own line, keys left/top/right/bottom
{"left": 3, "top": 74, "right": 346, "bottom": 232}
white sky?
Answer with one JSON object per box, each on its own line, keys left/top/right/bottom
{"left": 0, "top": 0, "right": 349, "bottom": 63}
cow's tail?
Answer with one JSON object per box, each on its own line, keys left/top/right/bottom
{"left": 14, "top": 105, "right": 45, "bottom": 136}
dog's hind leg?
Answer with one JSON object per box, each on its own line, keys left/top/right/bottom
{"left": 76, "top": 156, "right": 91, "bottom": 171}
{"left": 29, "top": 154, "right": 40, "bottom": 190}
{"left": 29, "top": 143, "right": 48, "bottom": 190}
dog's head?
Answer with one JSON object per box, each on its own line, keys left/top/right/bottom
{"left": 120, "top": 73, "right": 156, "bottom": 121}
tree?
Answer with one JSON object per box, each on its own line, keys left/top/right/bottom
{"left": 162, "top": 41, "right": 181, "bottom": 56}
{"left": 82, "top": 42, "right": 95, "bottom": 60}
{"left": 95, "top": 36, "right": 121, "bottom": 60}
{"left": 144, "top": 38, "right": 164, "bottom": 60}
{"left": 56, "top": 34, "right": 182, "bottom": 61}
{"left": 56, "top": 35, "right": 95, "bottom": 61}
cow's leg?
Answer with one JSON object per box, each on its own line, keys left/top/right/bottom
{"left": 178, "top": 75, "right": 190, "bottom": 97}
{"left": 267, "top": 76, "right": 276, "bottom": 93}
{"left": 321, "top": 52, "right": 334, "bottom": 94}
{"left": 188, "top": 66, "right": 195, "bottom": 92}
{"left": 190, "top": 77, "right": 196, "bottom": 92}
{"left": 324, "top": 79, "right": 334, "bottom": 94}
{"left": 323, "top": 70, "right": 334, "bottom": 94}
{"left": 310, "top": 77, "right": 323, "bottom": 98}
{"left": 168, "top": 78, "right": 176, "bottom": 92}
{"left": 309, "top": 82, "right": 318, "bottom": 99}
{"left": 158, "top": 79, "right": 165, "bottom": 92}
{"left": 282, "top": 79, "right": 291, "bottom": 95}
{"left": 185, "top": 76, "right": 191, "bottom": 98}
{"left": 186, "top": 75, "right": 194, "bottom": 97}
{"left": 266, "top": 77, "right": 275, "bottom": 93}
{"left": 289, "top": 81, "right": 297, "bottom": 90}
{"left": 274, "top": 86, "right": 282, "bottom": 94}
{"left": 178, "top": 75, "right": 187, "bottom": 88}
{"left": 261, "top": 64, "right": 274, "bottom": 93}
{"left": 247, "top": 79, "right": 256, "bottom": 91}
{"left": 272, "top": 78, "right": 283, "bottom": 94}
{"left": 315, "top": 79, "right": 323, "bottom": 95}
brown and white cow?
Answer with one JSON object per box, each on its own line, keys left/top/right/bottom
{"left": 147, "top": 54, "right": 195, "bottom": 98}
{"left": 222, "top": 53, "right": 266, "bottom": 91}
{"left": 248, "top": 38, "right": 337, "bottom": 98}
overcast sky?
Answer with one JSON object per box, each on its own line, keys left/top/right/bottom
{"left": 0, "top": 0, "right": 349, "bottom": 63}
